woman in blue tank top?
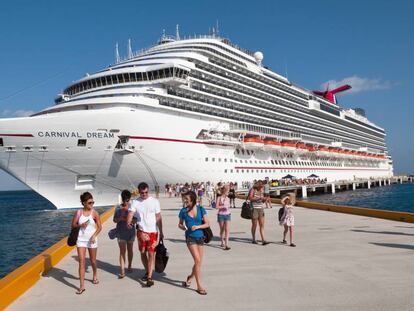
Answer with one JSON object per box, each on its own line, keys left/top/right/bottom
{"left": 178, "top": 191, "right": 209, "bottom": 295}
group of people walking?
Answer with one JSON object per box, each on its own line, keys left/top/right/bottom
{"left": 71, "top": 180, "right": 295, "bottom": 296}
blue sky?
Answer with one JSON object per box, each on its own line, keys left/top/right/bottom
{"left": 0, "top": 0, "right": 413, "bottom": 190}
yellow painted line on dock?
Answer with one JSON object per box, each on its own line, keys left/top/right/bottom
{"left": 0, "top": 206, "right": 116, "bottom": 310}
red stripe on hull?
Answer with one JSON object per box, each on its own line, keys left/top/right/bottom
{"left": 0, "top": 134, "right": 33, "bottom": 137}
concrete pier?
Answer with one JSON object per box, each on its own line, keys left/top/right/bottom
{"left": 6, "top": 196, "right": 414, "bottom": 311}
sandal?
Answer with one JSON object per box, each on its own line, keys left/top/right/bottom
{"left": 196, "top": 289, "right": 207, "bottom": 295}
{"left": 92, "top": 279, "right": 99, "bottom": 284}
{"left": 224, "top": 246, "right": 231, "bottom": 250}
{"left": 282, "top": 240, "right": 287, "bottom": 244}
{"left": 118, "top": 273, "right": 125, "bottom": 279}
{"left": 146, "top": 278, "right": 154, "bottom": 287}
{"left": 182, "top": 275, "right": 192, "bottom": 287}
{"left": 76, "top": 288, "right": 85, "bottom": 295}
{"left": 252, "top": 240, "right": 258, "bottom": 244}
{"left": 290, "top": 243, "right": 296, "bottom": 247}
{"left": 262, "top": 241, "right": 270, "bottom": 246}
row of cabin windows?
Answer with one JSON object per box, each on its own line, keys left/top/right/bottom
{"left": 223, "top": 168, "right": 378, "bottom": 174}
{"left": 189, "top": 73, "right": 383, "bottom": 146}
{"left": 190, "top": 81, "right": 384, "bottom": 142}
{"left": 205, "top": 157, "right": 378, "bottom": 167}
{"left": 63, "top": 67, "right": 189, "bottom": 97}
{"left": 159, "top": 93, "right": 384, "bottom": 151}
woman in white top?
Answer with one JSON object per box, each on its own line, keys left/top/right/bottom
{"left": 71, "top": 192, "right": 102, "bottom": 294}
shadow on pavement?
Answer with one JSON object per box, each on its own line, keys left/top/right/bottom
{"left": 370, "top": 242, "right": 414, "bottom": 250}
{"left": 351, "top": 229, "right": 414, "bottom": 237}
{"left": 44, "top": 267, "right": 79, "bottom": 290}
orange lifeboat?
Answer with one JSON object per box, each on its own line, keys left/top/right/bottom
{"left": 263, "top": 139, "right": 281, "bottom": 151}
{"left": 243, "top": 137, "right": 264, "bottom": 149}
{"left": 318, "top": 146, "right": 331, "bottom": 157}
{"left": 306, "top": 145, "right": 317, "bottom": 153}
{"left": 281, "top": 141, "right": 297, "bottom": 153}
{"left": 296, "top": 142, "right": 307, "bottom": 155}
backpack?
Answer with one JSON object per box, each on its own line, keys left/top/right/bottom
{"left": 278, "top": 206, "right": 285, "bottom": 222}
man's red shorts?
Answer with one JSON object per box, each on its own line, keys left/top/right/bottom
{"left": 137, "top": 230, "right": 158, "bottom": 253}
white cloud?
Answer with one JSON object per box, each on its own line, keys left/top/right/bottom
{"left": 321, "top": 76, "right": 392, "bottom": 94}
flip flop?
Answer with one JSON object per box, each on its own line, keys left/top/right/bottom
{"left": 118, "top": 273, "right": 125, "bottom": 279}
{"left": 224, "top": 246, "right": 231, "bottom": 250}
{"left": 196, "top": 289, "right": 207, "bottom": 295}
{"left": 92, "top": 279, "right": 99, "bottom": 284}
{"left": 182, "top": 275, "right": 192, "bottom": 287}
{"left": 76, "top": 288, "right": 85, "bottom": 295}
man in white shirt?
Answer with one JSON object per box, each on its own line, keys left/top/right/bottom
{"left": 127, "top": 182, "right": 164, "bottom": 287}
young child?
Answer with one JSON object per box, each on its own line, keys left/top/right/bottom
{"left": 280, "top": 193, "right": 296, "bottom": 247}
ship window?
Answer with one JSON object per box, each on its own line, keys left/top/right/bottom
{"left": 246, "top": 169, "right": 249, "bottom": 173}
{"left": 236, "top": 169, "right": 239, "bottom": 173}
{"left": 0, "top": 138, "right": 3, "bottom": 146}
{"left": 212, "top": 158, "right": 215, "bottom": 162}
{"left": 23, "top": 146, "right": 33, "bottom": 152}
{"left": 78, "top": 139, "right": 87, "bottom": 147}
{"left": 205, "top": 157, "right": 208, "bottom": 162}
{"left": 39, "top": 146, "right": 48, "bottom": 152}
{"left": 130, "top": 72, "right": 136, "bottom": 82}
{"left": 124, "top": 73, "right": 130, "bottom": 83}
{"left": 230, "top": 159, "right": 233, "bottom": 163}
{"left": 230, "top": 169, "right": 233, "bottom": 173}
{"left": 224, "top": 169, "right": 227, "bottom": 173}
{"left": 224, "top": 159, "right": 227, "bottom": 162}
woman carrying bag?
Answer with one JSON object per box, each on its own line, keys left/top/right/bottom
{"left": 178, "top": 191, "right": 210, "bottom": 295}
{"left": 72, "top": 192, "right": 102, "bottom": 294}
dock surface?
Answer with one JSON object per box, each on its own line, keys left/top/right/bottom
{"left": 8, "top": 197, "right": 414, "bottom": 311}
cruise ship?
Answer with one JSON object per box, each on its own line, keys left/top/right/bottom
{"left": 0, "top": 30, "right": 393, "bottom": 209}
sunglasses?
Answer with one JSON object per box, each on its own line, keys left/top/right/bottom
{"left": 86, "top": 201, "right": 95, "bottom": 205}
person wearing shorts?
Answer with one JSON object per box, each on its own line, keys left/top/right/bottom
{"left": 248, "top": 181, "right": 269, "bottom": 245}
{"left": 72, "top": 192, "right": 102, "bottom": 294}
{"left": 127, "top": 182, "right": 163, "bottom": 287}
{"left": 178, "top": 191, "right": 209, "bottom": 295}
{"left": 113, "top": 190, "right": 136, "bottom": 278}
{"left": 217, "top": 185, "right": 231, "bottom": 250}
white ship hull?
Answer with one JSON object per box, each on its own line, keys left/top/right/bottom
{"left": 0, "top": 104, "right": 392, "bottom": 209}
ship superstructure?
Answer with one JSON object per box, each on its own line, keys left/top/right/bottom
{"left": 0, "top": 31, "right": 393, "bottom": 208}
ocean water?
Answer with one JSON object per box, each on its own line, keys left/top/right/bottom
{"left": 0, "top": 190, "right": 110, "bottom": 279}
{"left": 305, "top": 183, "right": 414, "bottom": 213}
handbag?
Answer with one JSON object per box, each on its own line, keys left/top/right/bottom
{"left": 108, "top": 228, "right": 118, "bottom": 240}
{"left": 198, "top": 206, "right": 213, "bottom": 243}
{"left": 241, "top": 200, "right": 253, "bottom": 219}
{"left": 155, "top": 239, "right": 169, "bottom": 273}
{"left": 67, "top": 209, "right": 82, "bottom": 246}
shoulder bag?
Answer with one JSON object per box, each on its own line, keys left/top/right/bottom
{"left": 67, "top": 209, "right": 82, "bottom": 246}
{"left": 199, "top": 206, "right": 213, "bottom": 243}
